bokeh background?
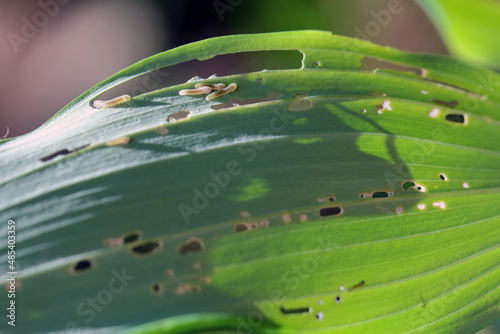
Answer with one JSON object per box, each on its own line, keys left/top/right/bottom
{"left": 0, "top": 0, "right": 498, "bottom": 332}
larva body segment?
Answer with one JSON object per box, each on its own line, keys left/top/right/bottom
{"left": 91, "top": 95, "right": 131, "bottom": 109}
{"left": 194, "top": 83, "right": 226, "bottom": 90}
{"left": 105, "top": 137, "right": 130, "bottom": 146}
{"left": 178, "top": 86, "right": 212, "bottom": 96}
{"left": 206, "top": 83, "right": 237, "bottom": 101}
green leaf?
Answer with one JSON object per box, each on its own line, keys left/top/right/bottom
{"left": 417, "top": 0, "right": 500, "bottom": 68}
{"left": 0, "top": 31, "right": 499, "bottom": 334}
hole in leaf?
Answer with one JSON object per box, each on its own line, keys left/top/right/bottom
{"left": 361, "top": 57, "right": 426, "bottom": 77}
{"left": 123, "top": 231, "right": 141, "bottom": 244}
{"left": 335, "top": 296, "right": 341, "bottom": 303}
{"left": 316, "top": 312, "right": 324, "bottom": 321}
{"left": 312, "top": 61, "right": 321, "bottom": 67}
{"left": 280, "top": 306, "right": 311, "bottom": 315}
{"left": 131, "top": 240, "right": 162, "bottom": 256}
{"left": 439, "top": 173, "right": 448, "bottom": 181}
{"left": 70, "top": 259, "right": 93, "bottom": 274}
{"left": 288, "top": 99, "right": 313, "bottom": 112}
{"left": 431, "top": 99, "right": 458, "bottom": 108}
{"left": 234, "top": 223, "right": 258, "bottom": 232}
{"left": 349, "top": 280, "right": 365, "bottom": 291}
{"left": 167, "top": 110, "right": 192, "bottom": 123}
{"left": 40, "top": 144, "right": 89, "bottom": 162}
{"left": 402, "top": 181, "right": 415, "bottom": 190}
{"left": 372, "top": 191, "right": 390, "bottom": 198}
{"left": 445, "top": 113, "right": 466, "bottom": 124}
{"left": 319, "top": 207, "right": 343, "bottom": 216}
{"left": 151, "top": 282, "right": 163, "bottom": 296}
{"left": 178, "top": 237, "right": 205, "bottom": 255}
{"left": 282, "top": 214, "right": 291, "bottom": 224}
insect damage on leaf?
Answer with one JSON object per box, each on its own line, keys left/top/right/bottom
{"left": 91, "top": 94, "right": 131, "bottom": 109}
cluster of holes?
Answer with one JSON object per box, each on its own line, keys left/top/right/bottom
{"left": 319, "top": 207, "right": 343, "bottom": 217}
{"left": 359, "top": 191, "right": 394, "bottom": 199}
{"left": 317, "top": 195, "right": 335, "bottom": 203}
{"left": 40, "top": 144, "right": 89, "bottom": 162}
{"left": 131, "top": 240, "right": 162, "bottom": 256}
{"left": 234, "top": 220, "right": 270, "bottom": 232}
{"left": 178, "top": 237, "right": 204, "bottom": 255}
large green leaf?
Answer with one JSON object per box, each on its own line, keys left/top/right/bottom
{"left": 0, "top": 31, "right": 499, "bottom": 334}
{"left": 417, "top": 0, "right": 500, "bottom": 68}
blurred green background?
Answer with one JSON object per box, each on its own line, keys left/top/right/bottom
{"left": 0, "top": 0, "right": 498, "bottom": 332}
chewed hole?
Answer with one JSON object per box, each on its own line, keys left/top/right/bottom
{"left": 70, "top": 259, "right": 93, "bottom": 274}
{"left": 327, "top": 195, "right": 335, "bottom": 202}
{"left": 372, "top": 191, "right": 390, "bottom": 198}
{"left": 280, "top": 306, "right": 312, "bottom": 315}
{"left": 439, "top": 173, "right": 448, "bottom": 181}
{"left": 282, "top": 214, "right": 291, "bottom": 224}
{"left": 123, "top": 231, "right": 141, "bottom": 244}
{"left": 151, "top": 282, "right": 163, "bottom": 296}
{"left": 462, "top": 182, "right": 470, "bottom": 189}
{"left": 167, "top": 110, "right": 192, "bottom": 123}
{"left": 288, "top": 99, "right": 313, "bottom": 112}
{"left": 359, "top": 193, "right": 369, "bottom": 199}
{"left": 175, "top": 283, "right": 201, "bottom": 295}
{"left": 395, "top": 207, "right": 403, "bottom": 215}
{"left": 234, "top": 223, "right": 258, "bottom": 232}
{"left": 431, "top": 99, "right": 458, "bottom": 108}
{"left": 259, "top": 220, "right": 269, "bottom": 227}
{"left": 402, "top": 181, "right": 415, "bottom": 190}
{"left": 319, "top": 207, "right": 343, "bottom": 216}
{"left": 312, "top": 61, "right": 321, "bottom": 67}
{"left": 445, "top": 113, "right": 467, "bottom": 124}
{"left": 131, "top": 240, "right": 162, "bottom": 256}
{"left": 257, "top": 78, "right": 263, "bottom": 83}
{"left": 316, "top": 312, "right": 324, "bottom": 321}
{"left": 335, "top": 296, "right": 341, "bottom": 303}
{"left": 178, "top": 237, "right": 205, "bottom": 255}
